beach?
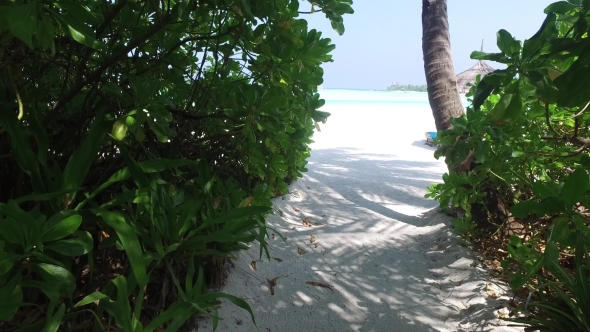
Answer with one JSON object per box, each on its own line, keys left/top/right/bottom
{"left": 197, "top": 90, "right": 521, "bottom": 332}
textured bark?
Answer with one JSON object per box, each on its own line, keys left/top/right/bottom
{"left": 422, "top": 1, "right": 507, "bottom": 231}
{"left": 422, "top": 0, "right": 464, "bottom": 131}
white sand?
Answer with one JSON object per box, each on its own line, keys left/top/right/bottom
{"left": 197, "top": 104, "right": 523, "bottom": 332}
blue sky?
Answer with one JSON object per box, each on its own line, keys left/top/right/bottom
{"left": 303, "top": 0, "right": 556, "bottom": 90}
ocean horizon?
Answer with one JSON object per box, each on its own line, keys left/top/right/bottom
{"left": 317, "top": 88, "right": 469, "bottom": 107}
{"left": 310, "top": 88, "right": 469, "bottom": 152}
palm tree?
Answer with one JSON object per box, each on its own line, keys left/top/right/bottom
{"left": 422, "top": 0, "right": 464, "bottom": 131}
{"left": 421, "top": 1, "right": 506, "bottom": 229}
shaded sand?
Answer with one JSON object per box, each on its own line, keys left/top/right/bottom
{"left": 197, "top": 102, "right": 522, "bottom": 331}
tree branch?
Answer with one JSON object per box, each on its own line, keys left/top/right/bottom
{"left": 45, "top": 15, "right": 174, "bottom": 124}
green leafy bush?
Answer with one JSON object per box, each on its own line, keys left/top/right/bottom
{"left": 426, "top": 0, "right": 590, "bottom": 329}
{"left": 0, "top": 0, "right": 353, "bottom": 330}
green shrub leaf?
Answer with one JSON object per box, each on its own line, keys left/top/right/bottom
{"left": 33, "top": 263, "right": 76, "bottom": 295}
{"left": 74, "top": 291, "right": 109, "bottom": 307}
{"left": 0, "top": 252, "right": 21, "bottom": 275}
{"left": 0, "top": 202, "right": 40, "bottom": 251}
{"left": 5, "top": 1, "right": 37, "bottom": 49}
{"left": 42, "top": 304, "right": 65, "bottom": 332}
{"left": 510, "top": 200, "right": 541, "bottom": 219}
{"left": 561, "top": 168, "right": 590, "bottom": 208}
{"left": 44, "top": 231, "right": 93, "bottom": 256}
{"left": 41, "top": 214, "right": 82, "bottom": 242}
{"left": 202, "top": 292, "right": 256, "bottom": 325}
{"left": 95, "top": 210, "right": 148, "bottom": 288}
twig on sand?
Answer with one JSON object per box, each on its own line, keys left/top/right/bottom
{"left": 306, "top": 281, "right": 334, "bottom": 293}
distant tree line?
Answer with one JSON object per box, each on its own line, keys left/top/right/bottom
{"left": 386, "top": 84, "right": 428, "bottom": 92}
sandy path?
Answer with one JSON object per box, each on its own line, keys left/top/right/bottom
{"left": 197, "top": 105, "right": 522, "bottom": 332}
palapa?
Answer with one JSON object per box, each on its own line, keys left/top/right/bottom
{"left": 455, "top": 40, "right": 494, "bottom": 93}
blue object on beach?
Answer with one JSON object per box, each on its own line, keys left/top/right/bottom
{"left": 424, "top": 131, "right": 438, "bottom": 147}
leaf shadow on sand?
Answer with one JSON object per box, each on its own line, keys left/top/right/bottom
{"left": 197, "top": 147, "right": 518, "bottom": 332}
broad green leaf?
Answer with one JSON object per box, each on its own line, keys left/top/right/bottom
{"left": 496, "top": 29, "right": 521, "bottom": 56}
{"left": 470, "top": 51, "right": 510, "bottom": 64}
{"left": 109, "top": 276, "right": 133, "bottom": 332}
{"left": 55, "top": 2, "right": 100, "bottom": 26}
{"left": 35, "top": 16, "right": 55, "bottom": 53}
{"left": 6, "top": 1, "right": 37, "bottom": 49}
{"left": 311, "top": 110, "right": 330, "bottom": 123}
{"left": 41, "top": 213, "right": 82, "bottom": 242}
{"left": 0, "top": 251, "right": 21, "bottom": 275}
{"left": 491, "top": 86, "right": 522, "bottom": 122}
{"left": 472, "top": 79, "right": 495, "bottom": 111}
{"left": 0, "top": 202, "right": 40, "bottom": 251}
{"left": 55, "top": 13, "right": 104, "bottom": 49}
{"left": 201, "top": 292, "right": 256, "bottom": 325}
{"left": 74, "top": 291, "right": 109, "bottom": 307}
{"left": 551, "top": 217, "right": 570, "bottom": 242}
{"left": 522, "top": 13, "right": 556, "bottom": 60}
{"left": 144, "top": 302, "right": 193, "bottom": 332}
{"left": 76, "top": 169, "right": 131, "bottom": 210}
{"left": 532, "top": 182, "right": 558, "bottom": 199}
{"left": 33, "top": 263, "right": 76, "bottom": 295}
{"left": 529, "top": 70, "right": 558, "bottom": 103}
{"left": 119, "top": 145, "right": 150, "bottom": 188}
{"left": 164, "top": 306, "right": 198, "bottom": 332}
{"left": 13, "top": 188, "right": 82, "bottom": 205}
{"left": 510, "top": 256, "right": 545, "bottom": 290}
{"left": 42, "top": 303, "right": 65, "bottom": 332}
{"left": 561, "top": 168, "right": 590, "bottom": 208}
{"left": 546, "top": 1, "right": 579, "bottom": 13}
{"left": 555, "top": 49, "right": 590, "bottom": 107}
{"left": 44, "top": 231, "right": 93, "bottom": 256}
{"left": 0, "top": 274, "right": 24, "bottom": 321}
{"left": 63, "top": 115, "right": 109, "bottom": 206}
{"left": 95, "top": 210, "right": 148, "bottom": 288}
{"left": 510, "top": 200, "right": 541, "bottom": 218}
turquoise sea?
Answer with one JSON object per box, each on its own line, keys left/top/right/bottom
{"left": 317, "top": 88, "right": 469, "bottom": 108}
{"left": 310, "top": 89, "right": 469, "bottom": 153}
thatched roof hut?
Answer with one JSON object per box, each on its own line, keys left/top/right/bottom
{"left": 456, "top": 41, "right": 494, "bottom": 93}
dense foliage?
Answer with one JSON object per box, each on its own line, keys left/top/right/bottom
{"left": 0, "top": 0, "right": 353, "bottom": 330}
{"left": 426, "top": 0, "right": 590, "bottom": 329}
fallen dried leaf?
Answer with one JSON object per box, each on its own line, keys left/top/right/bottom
{"left": 267, "top": 277, "right": 280, "bottom": 295}
{"left": 238, "top": 196, "right": 254, "bottom": 207}
{"left": 306, "top": 281, "right": 334, "bottom": 293}
{"left": 293, "top": 207, "right": 300, "bottom": 212}
{"left": 297, "top": 247, "right": 305, "bottom": 255}
{"left": 303, "top": 218, "right": 312, "bottom": 227}
{"left": 310, "top": 235, "right": 316, "bottom": 243}
{"left": 273, "top": 257, "right": 283, "bottom": 263}
{"left": 486, "top": 282, "right": 498, "bottom": 299}
{"left": 314, "top": 243, "right": 318, "bottom": 248}
{"left": 314, "top": 222, "right": 323, "bottom": 226}
{"left": 250, "top": 260, "right": 259, "bottom": 271}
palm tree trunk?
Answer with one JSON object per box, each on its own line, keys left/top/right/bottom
{"left": 422, "top": 0, "right": 464, "bottom": 131}
{"left": 422, "top": 0, "right": 506, "bottom": 230}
